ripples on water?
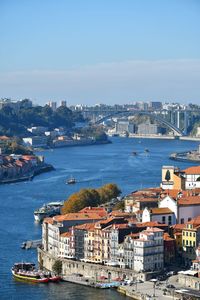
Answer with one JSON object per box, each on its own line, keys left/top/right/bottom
{"left": 0, "top": 137, "right": 199, "bottom": 300}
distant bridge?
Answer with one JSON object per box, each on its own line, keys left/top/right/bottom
{"left": 93, "top": 110, "right": 184, "bottom": 136}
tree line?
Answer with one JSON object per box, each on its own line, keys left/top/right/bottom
{"left": 0, "top": 103, "right": 83, "bottom": 136}
{"left": 62, "top": 183, "right": 121, "bottom": 214}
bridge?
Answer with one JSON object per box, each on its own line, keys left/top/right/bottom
{"left": 93, "top": 110, "right": 184, "bottom": 136}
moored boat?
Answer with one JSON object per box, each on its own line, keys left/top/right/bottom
{"left": 34, "top": 202, "right": 63, "bottom": 222}
{"left": 49, "top": 275, "right": 62, "bottom": 282}
{"left": 11, "top": 263, "right": 49, "bottom": 283}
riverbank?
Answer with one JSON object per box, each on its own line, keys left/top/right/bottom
{"left": 169, "top": 145, "right": 200, "bottom": 163}
{"left": 179, "top": 136, "right": 200, "bottom": 141}
{"left": 0, "top": 163, "right": 54, "bottom": 184}
{"left": 124, "top": 134, "right": 175, "bottom": 139}
{"left": 38, "top": 248, "right": 149, "bottom": 283}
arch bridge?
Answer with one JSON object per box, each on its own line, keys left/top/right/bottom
{"left": 94, "top": 110, "right": 184, "bottom": 136}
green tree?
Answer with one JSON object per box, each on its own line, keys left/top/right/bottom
{"left": 52, "top": 260, "right": 62, "bottom": 275}
{"left": 165, "top": 170, "right": 171, "bottom": 181}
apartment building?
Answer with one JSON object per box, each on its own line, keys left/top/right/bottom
{"left": 133, "top": 227, "right": 164, "bottom": 272}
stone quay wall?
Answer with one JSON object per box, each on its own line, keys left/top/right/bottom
{"left": 38, "top": 248, "right": 150, "bottom": 282}
{"left": 178, "top": 274, "right": 200, "bottom": 291}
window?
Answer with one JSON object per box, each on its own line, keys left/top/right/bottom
{"left": 162, "top": 216, "right": 166, "bottom": 223}
{"left": 193, "top": 233, "right": 196, "bottom": 237}
{"left": 181, "top": 218, "right": 184, "bottom": 224}
{"left": 188, "top": 218, "right": 191, "bottom": 222}
{"left": 168, "top": 216, "right": 172, "bottom": 225}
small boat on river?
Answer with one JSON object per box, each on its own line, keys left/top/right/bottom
{"left": 66, "top": 176, "right": 76, "bottom": 184}
{"left": 11, "top": 263, "right": 49, "bottom": 283}
{"left": 12, "top": 263, "right": 61, "bottom": 283}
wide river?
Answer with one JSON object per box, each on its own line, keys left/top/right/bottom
{"left": 0, "top": 137, "right": 199, "bottom": 300}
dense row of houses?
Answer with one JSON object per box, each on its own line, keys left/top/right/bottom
{"left": 41, "top": 165, "right": 200, "bottom": 276}
{"left": 42, "top": 208, "right": 166, "bottom": 272}
{"left": 0, "top": 153, "right": 44, "bottom": 180}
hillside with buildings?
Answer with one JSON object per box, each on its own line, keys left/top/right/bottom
{"left": 0, "top": 98, "right": 83, "bottom": 136}
{"left": 38, "top": 164, "right": 200, "bottom": 293}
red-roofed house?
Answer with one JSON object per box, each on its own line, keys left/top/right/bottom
{"left": 142, "top": 207, "right": 175, "bottom": 225}
{"left": 42, "top": 212, "right": 105, "bottom": 257}
{"left": 159, "top": 194, "right": 200, "bottom": 224}
{"left": 183, "top": 166, "right": 200, "bottom": 190}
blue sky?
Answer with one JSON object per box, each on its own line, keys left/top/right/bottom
{"left": 0, "top": 0, "right": 200, "bottom": 105}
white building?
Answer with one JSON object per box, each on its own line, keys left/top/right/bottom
{"left": 159, "top": 194, "right": 200, "bottom": 224}
{"left": 133, "top": 227, "right": 164, "bottom": 272}
{"left": 115, "top": 121, "right": 135, "bottom": 134}
{"left": 27, "top": 126, "right": 48, "bottom": 135}
{"left": 137, "top": 123, "right": 159, "bottom": 135}
{"left": 142, "top": 207, "right": 175, "bottom": 226}
{"left": 23, "top": 136, "right": 48, "bottom": 148}
{"left": 47, "top": 101, "right": 57, "bottom": 111}
{"left": 59, "top": 232, "right": 74, "bottom": 259}
{"left": 42, "top": 213, "right": 105, "bottom": 258}
{"left": 183, "top": 166, "right": 200, "bottom": 190}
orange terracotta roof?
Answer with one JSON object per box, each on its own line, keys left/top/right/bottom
{"left": 111, "top": 211, "right": 133, "bottom": 217}
{"left": 137, "top": 221, "right": 167, "bottom": 227}
{"left": 60, "top": 232, "right": 71, "bottom": 237}
{"left": 74, "top": 223, "right": 96, "bottom": 231}
{"left": 143, "top": 227, "right": 164, "bottom": 233}
{"left": 150, "top": 208, "right": 173, "bottom": 215}
{"left": 43, "top": 217, "right": 54, "bottom": 225}
{"left": 186, "top": 216, "right": 200, "bottom": 226}
{"left": 136, "top": 198, "right": 158, "bottom": 203}
{"left": 174, "top": 232, "right": 182, "bottom": 236}
{"left": 178, "top": 196, "right": 200, "bottom": 206}
{"left": 126, "top": 233, "right": 140, "bottom": 239}
{"left": 79, "top": 207, "right": 107, "bottom": 217}
{"left": 96, "top": 216, "right": 127, "bottom": 226}
{"left": 53, "top": 212, "right": 104, "bottom": 222}
{"left": 110, "top": 223, "right": 130, "bottom": 230}
{"left": 183, "top": 166, "right": 200, "bottom": 175}
{"left": 163, "top": 233, "right": 175, "bottom": 241}
{"left": 171, "top": 224, "right": 185, "bottom": 230}
{"left": 96, "top": 216, "right": 115, "bottom": 225}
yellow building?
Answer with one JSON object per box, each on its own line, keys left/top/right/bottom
{"left": 182, "top": 216, "right": 200, "bottom": 266}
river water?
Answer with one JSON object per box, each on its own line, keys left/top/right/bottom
{"left": 0, "top": 137, "right": 199, "bottom": 300}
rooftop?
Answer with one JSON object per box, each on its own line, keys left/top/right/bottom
{"left": 60, "top": 232, "right": 71, "bottom": 237}
{"left": 178, "top": 196, "right": 200, "bottom": 206}
{"left": 74, "top": 223, "right": 96, "bottom": 231}
{"left": 53, "top": 212, "right": 104, "bottom": 222}
{"left": 150, "top": 207, "right": 173, "bottom": 215}
{"left": 183, "top": 166, "right": 200, "bottom": 175}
